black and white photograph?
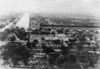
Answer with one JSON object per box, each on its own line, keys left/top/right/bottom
{"left": 0, "top": 0, "right": 100, "bottom": 69}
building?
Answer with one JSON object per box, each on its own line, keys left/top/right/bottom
{"left": 30, "top": 20, "right": 40, "bottom": 29}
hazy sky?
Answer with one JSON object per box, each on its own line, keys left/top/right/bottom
{"left": 0, "top": 0, "right": 100, "bottom": 16}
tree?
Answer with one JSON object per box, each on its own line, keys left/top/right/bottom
{"left": 14, "top": 28, "right": 28, "bottom": 40}
{"left": 0, "top": 42, "right": 30, "bottom": 66}
{"left": 0, "top": 27, "right": 30, "bottom": 67}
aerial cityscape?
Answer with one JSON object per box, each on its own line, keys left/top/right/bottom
{"left": 0, "top": 13, "right": 100, "bottom": 69}
{"left": 0, "top": 0, "right": 100, "bottom": 69}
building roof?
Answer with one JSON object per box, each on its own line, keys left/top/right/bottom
{"left": 56, "top": 34, "right": 67, "bottom": 38}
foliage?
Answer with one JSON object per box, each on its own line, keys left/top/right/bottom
{"left": 0, "top": 42, "right": 30, "bottom": 66}
{"left": 0, "top": 27, "right": 99, "bottom": 69}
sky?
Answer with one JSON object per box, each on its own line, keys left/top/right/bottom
{"left": 0, "top": 0, "right": 100, "bottom": 16}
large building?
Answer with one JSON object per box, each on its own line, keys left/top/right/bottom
{"left": 30, "top": 20, "right": 40, "bottom": 29}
